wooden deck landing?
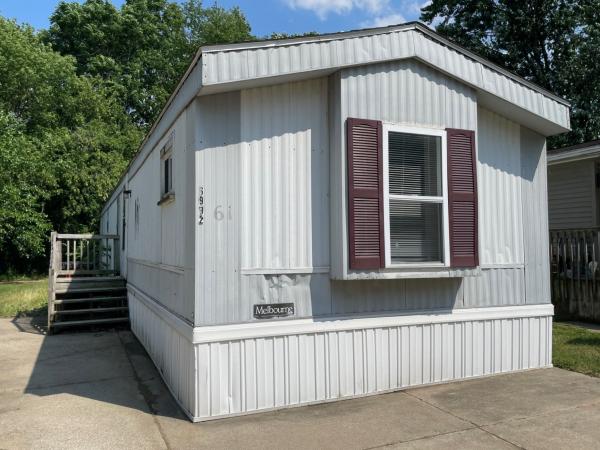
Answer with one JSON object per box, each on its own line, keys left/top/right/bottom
{"left": 48, "top": 232, "right": 128, "bottom": 331}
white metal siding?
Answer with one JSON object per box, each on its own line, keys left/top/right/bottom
{"left": 477, "top": 107, "right": 524, "bottom": 265}
{"left": 332, "top": 59, "right": 477, "bottom": 280}
{"left": 202, "top": 30, "right": 413, "bottom": 86}
{"left": 521, "top": 128, "right": 552, "bottom": 304}
{"left": 193, "top": 306, "right": 553, "bottom": 421}
{"left": 161, "top": 113, "right": 187, "bottom": 268}
{"left": 128, "top": 150, "right": 161, "bottom": 263}
{"left": 195, "top": 80, "right": 332, "bottom": 325}
{"left": 101, "top": 194, "right": 120, "bottom": 235}
{"left": 191, "top": 64, "right": 552, "bottom": 324}
{"left": 128, "top": 260, "right": 192, "bottom": 322}
{"left": 240, "top": 78, "right": 330, "bottom": 270}
{"left": 463, "top": 268, "right": 525, "bottom": 307}
{"left": 331, "top": 278, "right": 462, "bottom": 314}
{"left": 341, "top": 60, "right": 477, "bottom": 129}
{"left": 194, "top": 91, "right": 242, "bottom": 326}
{"left": 125, "top": 112, "right": 194, "bottom": 322}
{"left": 547, "top": 160, "right": 595, "bottom": 229}
{"left": 201, "top": 27, "right": 568, "bottom": 132}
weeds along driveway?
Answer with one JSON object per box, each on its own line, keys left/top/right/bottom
{"left": 2, "top": 318, "right": 600, "bottom": 450}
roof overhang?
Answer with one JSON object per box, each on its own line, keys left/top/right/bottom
{"left": 548, "top": 141, "right": 600, "bottom": 166}
{"left": 199, "top": 22, "right": 570, "bottom": 136}
{"left": 101, "top": 22, "right": 571, "bottom": 215}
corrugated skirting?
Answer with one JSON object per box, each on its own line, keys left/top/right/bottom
{"left": 128, "top": 287, "right": 553, "bottom": 422}
{"left": 193, "top": 307, "right": 552, "bottom": 421}
{"left": 128, "top": 288, "right": 196, "bottom": 420}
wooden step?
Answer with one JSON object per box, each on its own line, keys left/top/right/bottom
{"left": 53, "top": 296, "right": 127, "bottom": 305}
{"left": 55, "top": 279, "right": 126, "bottom": 289}
{"left": 54, "top": 286, "right": 127, "bottom": 295}
{"left": 55, "top": 306, "right": 129, "bottom": 315}
{"left": 51, "top": 317, "right": 129, "bottom": 327}
{"left": 55, "top": 276, "right": 125, "bottom": 283}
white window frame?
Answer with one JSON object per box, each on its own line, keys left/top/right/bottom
{"left": 158, "top": 134, "right": 175, "bottom": 206}
{"left": 382, "top": 123, "right": 450, "bottom": 269}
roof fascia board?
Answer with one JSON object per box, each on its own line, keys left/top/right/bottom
{"left": 201, "top": 22, "right": 568, "bottom": 107}
{"left": 201, "top": 22, "right": 419, "bottom": 53}
{"left": 413, "top": 24, "right": 569, "bottom": 106}
{"left": 548, "top": 145, "right": 600, "bottom": 165}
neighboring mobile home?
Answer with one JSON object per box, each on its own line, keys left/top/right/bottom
{"left": 100, "top": 22, "right": 570, "bottom": 421}
{"left": 547, "top": 140, "right": 600, "bottom": 230}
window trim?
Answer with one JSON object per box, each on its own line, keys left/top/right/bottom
{"left": 158, "top": 137, "right": 175, "bottom": 205}
{"left": 382, "top": 123, "right": 450, "bottom": 269}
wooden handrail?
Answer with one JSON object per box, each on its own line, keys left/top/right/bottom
{"left": 48, "top": 231, "right": 123, "bottom": 329}
{"left": 56, "top": 233, "right": 120, "bottom": 240}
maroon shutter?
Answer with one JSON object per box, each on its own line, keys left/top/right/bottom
{"left": 447, "top": 128, "right": 478, "bottom": 267}
{"left": 347, "top": 118, "right": 385, "bottom": 269}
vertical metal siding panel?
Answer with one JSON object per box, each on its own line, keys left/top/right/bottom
{"left": 521, "top": 127, "right": 552, "bottom": 304}
{"left": 195, "top": 92, "right": 242, "bottom": 325}
{"left": 128, "top": 150, "right": 161, "bottom": 263}
{"left": 341, "top": 59, "right": 477, "bottom": 128}
{"left": 201, "top": 29, "right": 567, "bottom": 130}
{"left": 412, "top": 32, "right": 483, "bottom": 89}
{"left": 404, "top": 278, "right": 463, "bottom": 310}
{"left": 125, "top": 110, "right": 192, "bottom": 321}
{"left": 127, "top": 261, "right": 189, "bottom": 321}
{"left": 288, "top": 334, "right": 300, "bottom": 404}
{"left": 240, "top": 78, "right": 329, "bottom": 272}
{"left": 478, "top": 107, "right": 523, "bottom": 265}
{"left": 160, "top": 109, "right": 186, "bottom": 268}
{"left": 463, "top": 268, "right": 525, "bottom": 308}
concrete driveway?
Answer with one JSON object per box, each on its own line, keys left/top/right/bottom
{"left": 1, "top": 318, "right": 600, "bottom": 450}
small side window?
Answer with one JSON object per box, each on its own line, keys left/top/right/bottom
{"left": 163, "top": 156, "right": 173, "bottom": 195}
{"left": 158, "top": 134, "right": 175, "bottom": 205}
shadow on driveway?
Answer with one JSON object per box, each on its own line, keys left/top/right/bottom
{"left": 22, "top": 321, "right": 186, "bottom": 421}
{"left": 4, "top": 317, "right": 600, "bottom": 449}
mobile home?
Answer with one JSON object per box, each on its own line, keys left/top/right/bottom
{"left": 100, "top": 22, "right": 570, "bottom": 421}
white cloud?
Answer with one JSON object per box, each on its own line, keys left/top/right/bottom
{"left": 361, "top": 12, "right": 407, "bottom": 28}
{"left": 286, "top": 0, "right": 389, "bottom": 20}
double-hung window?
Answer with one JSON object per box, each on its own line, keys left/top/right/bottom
{"left": 346, "top": 118, "right": 477, "bottom": 272}
{"left": 383, "top": 125, "right": 449, "bottom": 267}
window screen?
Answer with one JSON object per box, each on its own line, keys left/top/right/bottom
{"left": 388, "top": 131, "right": 443, "bottom": 264}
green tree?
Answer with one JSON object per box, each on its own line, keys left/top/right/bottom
{"left": 0, "top": 112, "right": 54, "bottom": 273}
{"left": 0, "top": 17, "right": 141, "bottom": 273}
{"left": 45, "top": 0, "right": 253, "bottom": 127}
{"left": 0, "top": 0, "right": 255, "bottom": 274}
{"left": 184, "top": 0, "right": 252, "bottom": 47}
{"left": 421, "top": 0, "right": 598, "bottom": 148}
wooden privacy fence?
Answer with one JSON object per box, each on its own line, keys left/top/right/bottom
{"left": 550, "top": 228, "right": 600, "bottom": 322}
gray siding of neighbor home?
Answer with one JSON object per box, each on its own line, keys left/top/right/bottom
{"left": 548, "top": 160, "right": 595, "bottom": 229}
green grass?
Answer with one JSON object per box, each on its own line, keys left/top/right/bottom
{"left": 0, "top": 279, "right": 48, "bottom": 318}
{"left": 553, "top": 322, "right": 600, "bottom": 378}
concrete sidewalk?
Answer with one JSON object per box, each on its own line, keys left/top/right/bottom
{"left": 1, "top": 318, "right": 600, "bottom": 450}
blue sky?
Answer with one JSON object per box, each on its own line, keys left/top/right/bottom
{"left": 0, "top": 0, "right": 429, "bottom": 37}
